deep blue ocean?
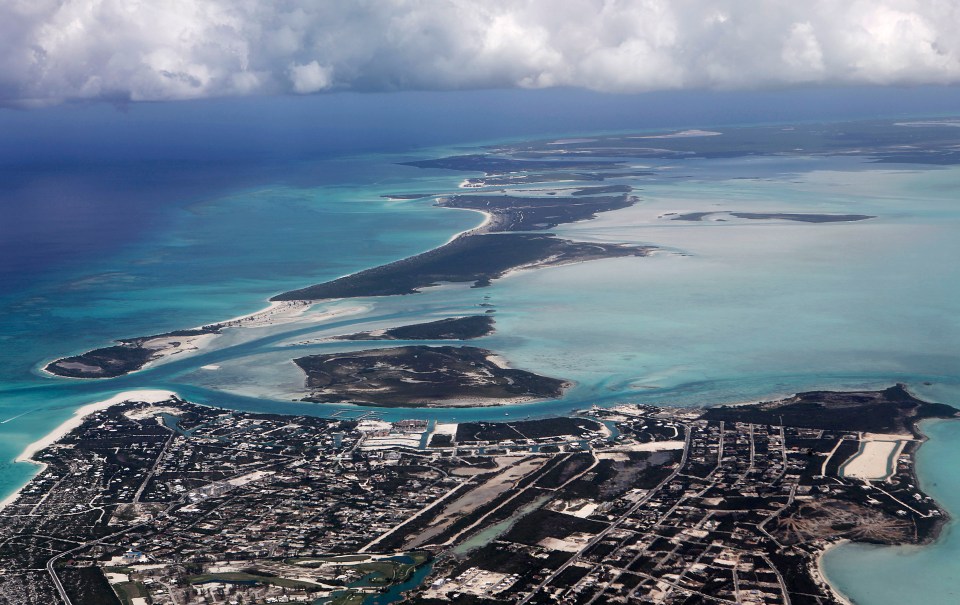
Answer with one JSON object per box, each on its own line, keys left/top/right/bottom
{"left": 2, "top": 88, "right": 960, "bottom": 604}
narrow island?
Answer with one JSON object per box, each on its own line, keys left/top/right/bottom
{"left": 293, "top": 345, "right": 568, "bottom": 406}
{"left": 380, "top": 193, "right": 436, "bottom": 200}
{"left": 43, "top": 300, "right": 318, "bottom": 379}
{"left": 336, "top": 315, "right": 495, "bottom": 341}
{"left": 571, "top": 184, "right": 634, "bottom": 196}
{"left": 666, "top": 211, "right": 876, "bottom": 223}
{"left": 436, "top": 192, "right": 635, "bottom": 232}
{"left": 400, "top": 154, "right": 622, "bottom": 173}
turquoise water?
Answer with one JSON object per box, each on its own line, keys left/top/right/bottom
{"left": 360, "top": 562, "right": 435, "bottom": 605}
{"left": 0, "top": 130, "right": 958, "bottom": 603}
{"left": 0, "top": 155, "right": 481, "bottom": 500}
{"left": 823, "top": 419, "right": 960, "bottom": 604}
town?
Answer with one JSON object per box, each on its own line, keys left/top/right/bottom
{"left": 0, "top": 385, "right": 953, "bottom": 605}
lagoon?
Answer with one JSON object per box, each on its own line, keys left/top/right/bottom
{"left": 0, "top": 120, "right": 958, "bottom": 604}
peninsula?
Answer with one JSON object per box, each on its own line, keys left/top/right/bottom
{"left": 272, "top": 233, "right": 651, "bottom": 301}
{"left": 272, "top": 192, "right": 650, "bottom": 301}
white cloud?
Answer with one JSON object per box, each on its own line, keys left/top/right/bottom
{"left": 289, "top": 61, "right": 333, "bottom": 94}
{"left": 781, "top": 22, "right": 825, "bottom": 81}
{"left": 1, "top": 0, "right": 959, "bottom": 106}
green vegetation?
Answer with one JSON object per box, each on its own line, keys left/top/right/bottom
{"left": 354, "top": 561, "right": 415, "bottom": 584}
{"left": 703, "top": 384, "right": 958, "bottom": 435}
{"left": 338, "top": 315, "right": 495, "bottom": 341}
{"left": 407, "top": 551, "right": 430, "bottom": 566}
{"left": 294, "top": 345, "right": 568, "bottom": 406}
{"left": 113, "top": 581, "right": 149, "bottom": 605}
{"left": 273, "top": 233, "right": 649, "bottom": 301}
{"left": 327, "top": 591, "right": 368, "bottom": 605}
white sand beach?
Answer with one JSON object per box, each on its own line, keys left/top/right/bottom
{"left": 1, "top": 390, "right": 178, "bottom": 512}
{"left": 133, "top": 303, "right": 369, "bottom": 372}
{"left": 224, "top": 301, "right": 369, "bottom": 329}
{"left": 442, "top": 206, "right": 493, "bottom": 244}
{"left": 814, "top": 541, "right": 855, "bottom": 605}
{"left": 633, "top": 129, "right": 723, "bottom": 139}
{"left": 15, "top": 390, "right": 177, "bottom": 464}
{"left": 0, "top": 488, "right": 21, "bottom": 511}
{"left": 212, "top": 299, "right": 314, "bottom": 328}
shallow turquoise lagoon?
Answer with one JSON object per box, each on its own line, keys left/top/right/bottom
{"left": 0, "top": 136, "right": 958, "bottom": 604}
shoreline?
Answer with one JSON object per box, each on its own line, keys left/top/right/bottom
{"left": 40, "top": 302, "right": 371, "bottom": 381}
{"left": 209, "top": 298, "right": 326, "bottom": 329}
{"left": 815, "top": 540, "right": 855, "bottom": 605}
{"left": 208, "top": 301, "right": 371, "bottom": 334}
{"left": 0, "top": 389, "right": 177, "bottom": 511}
{"left": 815, "top": 414, "right": 958, "bottom": 605}
{"left": 438, "top": 203, "right": 493, "bottom": 245}
{"left": 41, "top": 189, "right": 492, "bottom": 380}
{"left": 0, "top": 385, "right": 953, "bottom": 587}
{"left": 267, "top": 196, "right": 491, "bottom": 303}
{"left": 15, "top": 389, "right": 178, "bottom": 465}
{"left": 0, "top": 390, "right": 178, "bottom": 512}
{"left": 344, "top": 388, "right": 576, "bottom": 409}
{"left": 42, "top": 185, "right": 613, "bottom": 381}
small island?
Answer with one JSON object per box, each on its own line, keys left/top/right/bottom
{"left": 336, "top": 315, "right": 495, "bottom": 341}
{"left": 43, "top": 300, "right": 316, "bottom": 379}
{"left": 44, "top": 326, "right": 222, "bottom": 378}
{"left": 293, "top": 345, "right": 569, "bottom": 406}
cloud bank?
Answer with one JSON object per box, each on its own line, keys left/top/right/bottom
{"left": 2, "top": 0, "right": 959, "bottom": 106}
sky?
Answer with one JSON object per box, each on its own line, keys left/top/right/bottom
{"left": 2, "top": 0, "right": 959, "bottom": 107}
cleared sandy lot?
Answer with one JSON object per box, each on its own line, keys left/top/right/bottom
{"left": 842, "top": 440, "right": 902, "bottom": 481}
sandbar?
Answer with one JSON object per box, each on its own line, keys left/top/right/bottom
{"left": 44, "top": 301, "right": 369, "bottom": 379}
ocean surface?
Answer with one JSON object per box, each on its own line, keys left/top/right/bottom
{"left": 1, "top": 115, "right": 958, "bottom": 603}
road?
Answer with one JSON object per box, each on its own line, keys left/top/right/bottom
{"left": 517, "top": 426, "right": 692, "bottom": 605}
